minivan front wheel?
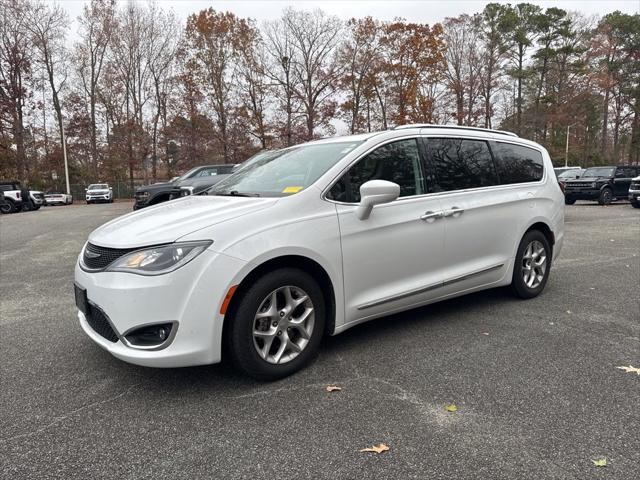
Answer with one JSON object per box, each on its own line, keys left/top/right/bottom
{"left": 511, "top": 230, "right": 551, "bottom": 299}
{"left": 227, "top": 268, "right": 325, "bottom": 380}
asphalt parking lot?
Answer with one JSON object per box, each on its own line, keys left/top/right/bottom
{"left": 1, "top": 201, "right": 639, "bottom": 479}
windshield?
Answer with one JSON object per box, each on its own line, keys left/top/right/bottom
{"left": 88, "top": 184, "right": 108, "bottom": 190}
{"left": 209, "top": 141, "right": 362, "bottom": 197}
{"left": 558, "top": 169, "right": 582, "bottom": 179}
{"left": 583, "top": 167, "right": 614, "bottom": 177}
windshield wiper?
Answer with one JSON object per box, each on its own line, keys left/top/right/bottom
{"left": 214, "top": 190, "right": 260, "bottom": 197}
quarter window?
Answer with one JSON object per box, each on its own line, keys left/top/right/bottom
{"left": 327, "top": 139, "right": 424, "bottom": 203}
{"left": 425, "top": 138, "right": 498, "bottom": 192}
{"left": 491, "top": 142, "right": 544, "bottom": 184}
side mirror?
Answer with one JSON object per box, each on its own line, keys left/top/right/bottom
{"left": 84, "top": 188, "right": 88, "bottom": 191}
{"left": 356, "top": 180, "right": 400, "bottom": 220}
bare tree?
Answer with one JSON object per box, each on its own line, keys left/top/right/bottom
{"left": 75, "top": 0, "right": 115, "bottom": 176}
{"left": 28, "top": 1, "right": 69, "bottom": 181}
{"left": 263, "top": 17, "right": 302, "bottom": 146}
{"left": 0, "top": 0, "right": 32, "bottom": 181}
{"left": 147, "top": 3, "right": 179, "bottom": 180}
{"left": 283, "top": 8, "right": 342, "bottom": 140}
{"left": 339, "top": 17, "right": 382, "bottom": 134}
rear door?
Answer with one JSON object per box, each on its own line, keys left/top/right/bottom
{"left": 421, "top": 137, "right": 544, "bottom": 295}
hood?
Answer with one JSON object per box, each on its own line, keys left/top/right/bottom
{"left": 136, "top": 181, "right": 174, "bottom": 193}
{"left": 88, "top": 195, "right": 279, "bottom": 249}
{"left": 178, "top": 175, "right": 229, "bottom": 188}
{"left": 88, "top": 189, "right": 110, "bottom": 193}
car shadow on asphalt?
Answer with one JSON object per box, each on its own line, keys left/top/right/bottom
{"left": 101, "top": 286, "right": 517, "bottom": 393}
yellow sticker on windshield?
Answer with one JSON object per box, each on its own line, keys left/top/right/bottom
{"left": 282, "top": 186, "right": 303, "bottom": 193}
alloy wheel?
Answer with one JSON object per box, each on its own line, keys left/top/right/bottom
{"left": 521, "top": 240, "right": 547, "bottom": 289}
{"left": 252, "top": 285, "right": 315, "bottom": 364}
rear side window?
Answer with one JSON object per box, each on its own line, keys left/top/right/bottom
{"left": 328, "top": 139, "right": 424, "bottom": 202}
{"left": 492, "top": 142, "right": 544, "bottom": 184}
{"left": 425, "top": 138, "right": 498, "bottom": 192}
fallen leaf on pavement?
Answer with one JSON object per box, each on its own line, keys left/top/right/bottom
{"left": 549, "top": 322, "right": 554, "bottom": 325}
{"left": 359, "top": 443, "right": 389, "bottom": 454}
{"left": 325, "top": 385, "right": 342, "bottom": 392}
{"left": 592, "top": 457, "right": 607, "bottom": 467}
{"left": 445, "top": 404, "right": 458, "bottom": 412}
{"left": 481, "top": 332, "right": 490, "bottom": 336}
{"left": 616, "top": 365, "right": 640, "bottom": 375}
{"left": 566, "top": 310, "right": 572, "bottom": 314}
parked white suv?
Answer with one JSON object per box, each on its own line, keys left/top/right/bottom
{"left": 86, "top": 183, "right": 113, "bottom": 204}
{"left": 75, "top": 125, "right": 564, "bottom": 379}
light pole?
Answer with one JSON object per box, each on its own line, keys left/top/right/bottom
{"left": 61, "top": 125, "right": 70, "bottom": 195}
{"left": 565, "top": 123, "right": 576, "bottom": 168}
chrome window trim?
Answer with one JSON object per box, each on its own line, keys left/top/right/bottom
{"left": 322, "top": 133, "right": 547, "bottom": 206}
{"left": 320, "top": 134, "right": 426, "bottom": 204}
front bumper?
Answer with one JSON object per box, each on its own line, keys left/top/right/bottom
{"left": 74, "top": 248, "right": 248, "bottom": 368}
{"left": 628, "top": 189, "right": 639, "bottom": 202}
{"left": 564, "top": 188, "right": 600, "bottom": 200}
{"left": 87, "top": 195, "right": 111, "bottom": 202}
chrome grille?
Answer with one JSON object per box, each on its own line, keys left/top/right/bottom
{"left": 566, "top": 182, "right": 593, "bottom": 188}
{"left": 83, "top": 243, "right": 137, "bottom": 270}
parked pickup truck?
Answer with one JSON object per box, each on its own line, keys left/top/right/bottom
{"left": 0, "top": 180, "right": 45, "bottom": 213}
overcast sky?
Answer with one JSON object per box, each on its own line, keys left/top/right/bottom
{"left": 60, "top": 0, "right": 639, "bottom": 26}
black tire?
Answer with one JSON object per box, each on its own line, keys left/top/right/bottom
{"left": 598, "top": 188, "right": 613, "bottom": 205}
{"left": 564, "top": 197, "right": 576, "bottom": 205}
{"left": 86, "top": 200, "right": 91, "bottom": 204}
{"left": 0, "top": 199, "right": 15, "bottom": 214}
{"left": 21, "top": 201, "right": 33, "bottom": 212}
{"left": 631, "top": 201, "right": 640, "bottom": 209}
{"left": 32, "top": 204, "right": 40, "bottom": 210}
{"left": 511, "top": 230, "right": 552, "bottom": 299}
{"left": 226, "top": 268, "right": 326, "bottom": 380}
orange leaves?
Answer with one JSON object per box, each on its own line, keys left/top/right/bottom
{"left": 359, "top": 443, "right": 390, "bottom": 454}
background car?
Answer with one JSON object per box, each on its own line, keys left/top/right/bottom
{"left": 86, "top": 184, "right": 113, "bottom": 204}
{"left": 45, "top": 192, "right": 73, "bottom": 205}
{"left": 133, "top": 164, "right": 235, "bottom": 210}
{"left": 0, "top": 180, "right": 44, "bottom": 213}
{"left": 628, "top": 176, "right": 640, "bottom": 208}
{"left": 564, "top": 165, "right": 639, "bottom": 205}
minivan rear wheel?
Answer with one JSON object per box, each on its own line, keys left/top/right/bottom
{"left": 226, "top": 268, "right": 325, "bottom": 380}
{"left": 511, "top": 230, "right": 551, "bottom": 299}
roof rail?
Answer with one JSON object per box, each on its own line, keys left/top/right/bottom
{"left": 392, "top": 124, "right": 518, "bottom": 138}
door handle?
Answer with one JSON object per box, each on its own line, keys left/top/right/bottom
{"left": 420, "top": 211, "right": 444, "bottom": 223}
{"left": 443, "top": 207, "right": 464, "bottom": 218}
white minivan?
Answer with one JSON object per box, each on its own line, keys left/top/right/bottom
{"left": 75, "top": 125, "right": 564, "bottom": 379}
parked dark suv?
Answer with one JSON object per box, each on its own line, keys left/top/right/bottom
{"left": 564, "top": 165, "right": 640, "bottom": 205}
{"left": 133, "top": 164, "right": 235, "bottom": 210}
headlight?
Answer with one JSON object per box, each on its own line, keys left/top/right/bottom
{"left": 592, "top": 182, "right": 597, "bottom": 188}
{"left": 180, "top": 186, "right": 195, "bottom": 197}
{"left": 137, "top": 191, "right": 150, "bottom": 199}
{"left": 105, "top": 241, "right": 212, "bottom": 275}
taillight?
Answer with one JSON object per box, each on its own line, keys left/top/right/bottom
{"left": 16, "top": 192, "right": 20, "bottom": 199}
